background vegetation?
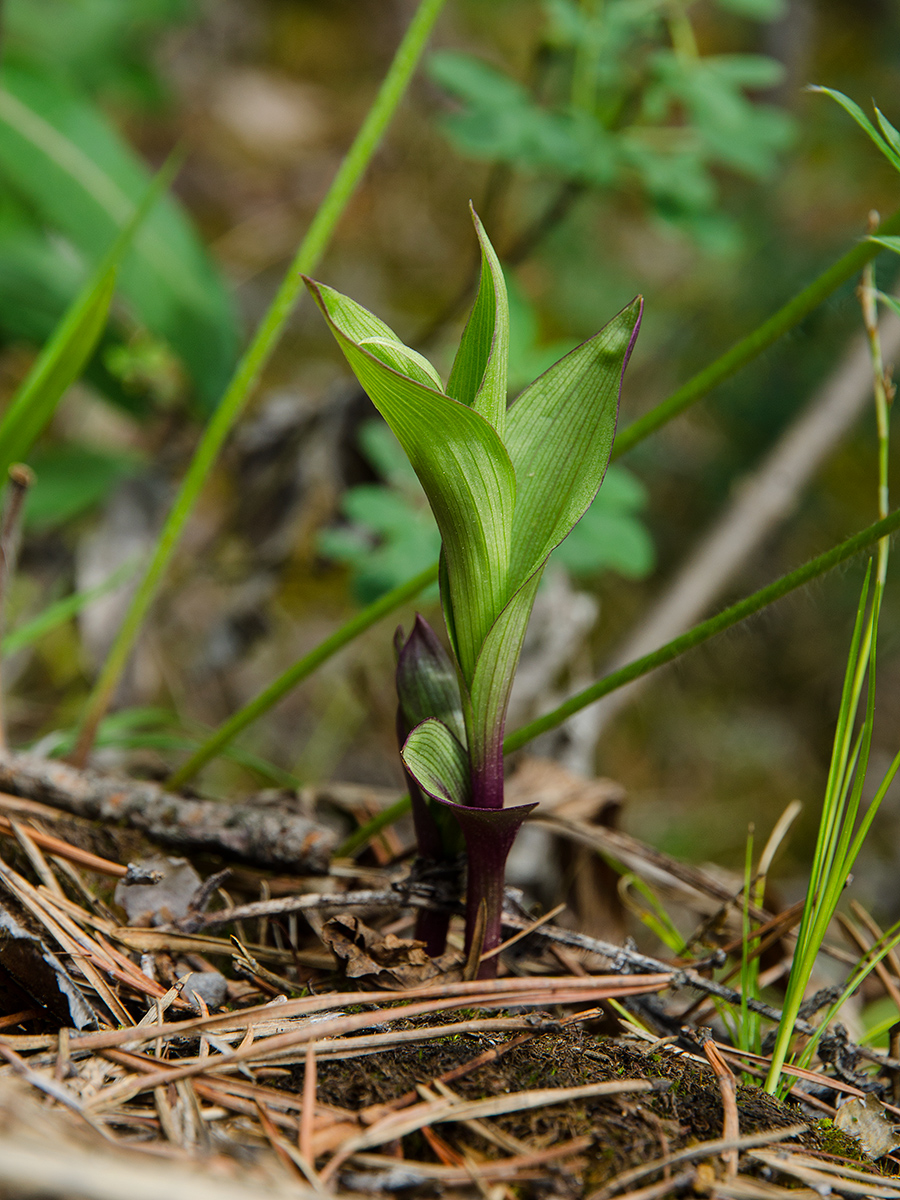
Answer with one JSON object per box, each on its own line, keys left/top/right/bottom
{"left": 3, "top": 0, "right": 900, "bottom": 933}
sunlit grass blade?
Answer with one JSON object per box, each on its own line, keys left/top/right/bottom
{"left": 72, "top": 0, "right": 448, "bottom": 767}
{"left": 764, "top": 571, "right": 889, "bottom": 1095}
{"left": 795, "top": 919, "right": 900, "bottom": 1074}
{"left": 0, "top": 154, "right": 180, "bottom": 478}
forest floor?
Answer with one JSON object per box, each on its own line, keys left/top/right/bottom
{"left": 1, "top": 750, "right": 899, "bottom": 1200}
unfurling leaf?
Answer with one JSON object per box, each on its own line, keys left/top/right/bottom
{"left": 402, "top": 718, "right": 472, "bottom": 807}
{"left": 395, "top": 615, "right": 465, "bottom": 746}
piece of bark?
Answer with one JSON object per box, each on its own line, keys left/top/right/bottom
{"left": 0, "top": 752, "right": 337, "bottom": 872}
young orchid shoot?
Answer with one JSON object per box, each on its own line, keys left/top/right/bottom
{"left": 305, "top": 208, "right": 641, "bottom": 975}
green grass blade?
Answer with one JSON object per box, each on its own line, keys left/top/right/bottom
{"left": 808, "top": 87, "right": 900, "bottom": 173}
{"left": 72, "top": 0, "right": 448, "bottom": 766}
{"left": 0, "top": 154, "right": 180, "bottom": 477}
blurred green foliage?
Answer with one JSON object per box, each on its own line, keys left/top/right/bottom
{"left": 5, "top": 0, "right": 190, "bottom": 102}
{"left": 430, "top": 0, "right": 794, "bottom": 248}
{"left": 0, "top": 0, "right": 240, "bottom": 531}
{"left": 0, "top": 0, "right": 237, "bottom": 418}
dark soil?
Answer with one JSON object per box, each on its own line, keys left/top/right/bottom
{"left": 302, "top": 1017, "right": 871, "bottom": 1192}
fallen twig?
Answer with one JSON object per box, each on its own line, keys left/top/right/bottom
{"left": 0, "top": 751, "right": 338, "bottom": 871}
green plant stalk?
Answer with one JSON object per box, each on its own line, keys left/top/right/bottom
{"left": 166, "top": 561, "right": 439, "bottom": 790}
{"left": 338, "top": 506, "right": 900, "bottom": 859}
{"left": 71, "top": 0, "right": 448, "bottom": 767}
{"left": 738, "top": 831, "right": 760, "bottom": 1056}
{"left": 504, "top": 506, "right": 900, "bottom": 753}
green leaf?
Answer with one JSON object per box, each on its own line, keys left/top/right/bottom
{"left": 467, "top": 573, "right": 542, "bottom": 782}
{"left": 306, "top": 278, "right": 516, "bottom": 682}
{"left": 402, "top": 717, "right": 472, "bottom": 806}
{"left": 875, "top": 106, "right": 900, "bottom": 158}
{"left": 357, "top": 337, "right": 444, "bottom": 390}
{"left": 0, "top": 64, "right": 237, "bottom": 409}
{"left": 810, "top": 87, "right": 900, "bottom": 175}
{"left": 0, "top": 267, "right": 116, "bottom": 478}
{"left": 505, "top": 297, "right": 642, "bottom": 589}
{"left": 446, "top": 207, "right": 509, "bottom": 436}
{"left": 0, "top": 156, "right": 175, "bottom": 478}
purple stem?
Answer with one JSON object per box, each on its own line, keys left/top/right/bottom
{"left": 440, "top": 800, "right": 537, "bottom": 979}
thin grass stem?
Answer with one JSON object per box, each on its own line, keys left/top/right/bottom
{"left": 611, "top": 206, "right": 900, "bottom": 459}
{"left": 71, "top": 0, "right": 448, "bottom": 766}
{"left": 764, "top": 256, "right": 895, "bottom": 1096}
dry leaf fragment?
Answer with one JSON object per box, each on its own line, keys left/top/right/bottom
{"left": 320, "top": 915, "right": 446, "bottom": 988}
{"left": 834, "top": 1095, "right": 900, "bottom": 1159}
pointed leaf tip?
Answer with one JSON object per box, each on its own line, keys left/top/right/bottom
{"left": 446, "top": 207, "right": 509, "bottom": 435}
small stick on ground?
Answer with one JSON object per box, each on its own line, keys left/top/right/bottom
{"left": 300, "top": 1039, "right": 317, "bottom": 1167}
{"left": 698, "top": 1028, "right": 740, "bottom": 1180}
